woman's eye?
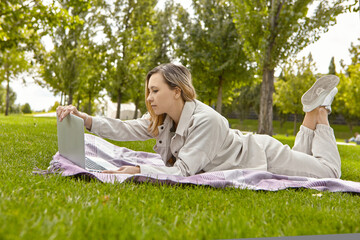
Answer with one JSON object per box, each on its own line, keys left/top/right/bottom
{"left": 153, "top": 90, "right": 158, "bottom": 93}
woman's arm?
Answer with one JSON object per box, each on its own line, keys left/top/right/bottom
{"left": 56, "top": 105, "right": 152, "bottom": 141}
{"left": 90, "top": 116, "right": 152, "bottom": 141}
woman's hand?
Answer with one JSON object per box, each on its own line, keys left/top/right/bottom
{"left": 56, "top": 105, "right": 82, "bottom": 122}
{"left": 56, "top": 105, "right": 92, "bottom": 130}
{"left": 102, "top": 166, "right": 140, "bottom": 174}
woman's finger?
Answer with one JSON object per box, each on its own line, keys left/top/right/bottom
{"left": 57, "top": 106, "right": 71, "bottom": 121}
{"left": 102, "top": 170, "right": 124, "bottom": 174}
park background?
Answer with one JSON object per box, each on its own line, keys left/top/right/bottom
{"left": 1, "top": 0, "right": 360, "bottom": 136}
{"left": 6, "top": 0, "right": 360, "bottom": 113}
{"left": 2, "top": 1, "right": 360, "bottom": 239}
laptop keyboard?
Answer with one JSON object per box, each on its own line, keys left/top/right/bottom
{"left": 85, "top": 157, "right": 106, "bottom": 171}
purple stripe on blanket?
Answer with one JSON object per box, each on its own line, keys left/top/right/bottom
{"left": 35, "top": 134, "right": 360, "bottom": 193}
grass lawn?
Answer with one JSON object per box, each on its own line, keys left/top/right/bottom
{"left": 1, "top": 115, "right": 360, "bottom": 239}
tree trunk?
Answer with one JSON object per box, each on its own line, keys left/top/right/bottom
{"left": 5, "top": 74, "right": 10, "bottom": 116}
{"left": 88, "top": 92, "right": 92, "bottom": 115}
{"left": 116, "top": 89, "right": 122, "bottom": 119}
{"left": 258, "top": 0, "right": 283, "bottom": 135}
{"left": 76, "top": 99, "right": 80, "bottom": 110}
{"left": 60, "top": 92, "right": 63, "bottom": 105}
{"left": 258, "top": 68, "right": 274, "bottom": 135}
{"left": 67, "top": 87, "right": 73, "bottom": 106}
{"left": 293, "top": 114, "right": 297, "bottom": 136}
{"left": 215, "top": 75, "right": 223, "bottom": 113}
{"left": 133, "top": 96, "right": 139, "bottom": 119}
{"left": 279, "top": 114, "right": 287, "bottom": 129}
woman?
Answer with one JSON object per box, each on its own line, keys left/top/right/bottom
{"left": 57, "top": 63, "right": 341, "bottom": 178}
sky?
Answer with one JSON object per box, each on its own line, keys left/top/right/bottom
{"left": 6, "top": 1, "right": 360, "bottom": 112}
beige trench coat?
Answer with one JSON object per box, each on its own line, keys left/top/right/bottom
{"left": 90, "top": 100, "right": 269, "bottom": 176}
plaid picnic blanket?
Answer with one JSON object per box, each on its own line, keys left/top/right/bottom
{"left": 37, "top": 134, "right": 360, "bottom": 193}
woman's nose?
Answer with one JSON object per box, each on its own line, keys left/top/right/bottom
{"left": 147, "top": 94, "right": 152, "bottom": 102}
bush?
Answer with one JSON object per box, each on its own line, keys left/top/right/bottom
{"left": 21, "top": 103, "right": 32, "bottom": 114}
{"left": 49, "top": 101, "right": 60, "bottom": 112}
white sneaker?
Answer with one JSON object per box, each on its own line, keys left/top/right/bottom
{"left": 301, "top": 75, "right": 340, "bottom": 112}
{"left": 322, "top": 87, "right": 338, "bottom": 114}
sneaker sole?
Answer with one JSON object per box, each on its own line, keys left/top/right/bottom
{"left": 301, "top": 75, "right": 340, "bottom": 112}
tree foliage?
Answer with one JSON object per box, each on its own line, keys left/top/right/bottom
{"left": 0, "top": 84, "right": 17, "bottom": 114}
{"left": 175, "top": 0, "right": 253, "bottom": 113}
{"left": 334, "top": 40, "right": 360, "bottom": 132}
{"left": 150, "top": 0, "right": 176, "bottom": 66}
{"left": 21, "top": 103, "right": 32, "bottom": 114}
{"left": 274, "top": 54, "right": 316, "bottom": 135}
{"left": 0, "top": 47, "right": 31, "bottom": 115}
{"left": 74, "top": 43, "right": 106, "bottom": 114}
{"left": 0, "top": 0, "right": 70, "bottom": 51}
{"left": 125, "top": 0, "right": 177, "bottom": 118}
{"left": 40, "top": 0, "right": 102, "bottom": 110}
{"left": 223, "top": 80, "right": 261, "bottom": 121}
{"left": 334, "top": 70, "right": 360, "bottom": 132}
{"left": 100, "top": 0, "right": 158, "bottom": 118}
{"left": 328, "top": 56, "right": 336, "bottom": 75}
{"left": 1, "top": 0, "right": 78, "bottom": 116}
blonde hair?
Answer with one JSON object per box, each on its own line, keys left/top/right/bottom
{"left": 145, "top": 63, "right": 196, "bottom": 136}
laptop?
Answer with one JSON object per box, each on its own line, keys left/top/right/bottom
{"left": 57, "top": 113, "right": 119, "bottom": 172}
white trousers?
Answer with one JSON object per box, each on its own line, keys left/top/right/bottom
{"left": 253, "top": 124, "right": 341, "bottom": 178}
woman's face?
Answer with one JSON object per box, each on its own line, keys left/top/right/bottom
{"left": 147, "top": 72, "right": 179, "bottom": 116}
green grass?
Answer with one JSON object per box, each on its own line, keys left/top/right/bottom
{"left": 1, "top": 115, "right": 360, "bottom": 239}
{"left": 228, "top": 118, "right": 360, "bottom": 140}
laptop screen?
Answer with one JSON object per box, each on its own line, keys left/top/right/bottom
{"left": 57, "top": 114, "right": 86, "bottom": 168}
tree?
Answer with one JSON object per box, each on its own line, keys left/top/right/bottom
{"left": 150, "top": 0, "right": 176, "bottom": 66}
{"left": 349, "top": 41, "right": 360, "bottom": 66}
{"left": 333, "top": 40, "right": 360, "bottom": 132}
{"left": 0, "top": 1, "right": 75, "bottom": 81}
{"left": 329, "top": 56, "right": 336, "bottom": 75}
{"left": 100, "top": 0, "right": 158, "bottom": 118}
{"left": 40, "top": 0, "right": 102, "bottom": 108}
{"left": 232, "top": 0, "right": 349, "bottom": 135}
{"left": 175, "top": 0, "right": 252, "bottom": 113}
{"left": 122, "top": 1, "right": 176, "bottom": 119}
{"left": 49, "top": 101, "right": 61, "bottom": 112}
{"left": 274, "top": 54, "right": 316, "bottom": 135}
{"left": 334, "top": 69, "right": 360, "bottom": 132}
{"left": 0, "top": 0, "right": 70, "bottom": 52}
{"left": 1, "top": 1, "right": 50, "bottom": 116}
{"left": 0, "top": 84, "right": 17, "bottom": 114}
{"left": 0, "top": 47, "right": 31, "bottom": 115}
{"left": 54, "top": 0, "right": 89, "bottom": 105}
{"left": 1, "top": 0, "right": 81, "bottom": 117}
{"left": 223, "top": 80, "right": 261, "bottom": 121}
{"left": 127, "top": 0, "right": 179, "bottom": 117}
{"left": 76, "top": 43, "right": 106, "bottom": 115}
{"left": 21, "top": 103, "right": 32, "bottom": 114}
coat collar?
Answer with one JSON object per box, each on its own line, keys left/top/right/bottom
{"left": 175, "top": 100, "right": 196, "bottom": 136}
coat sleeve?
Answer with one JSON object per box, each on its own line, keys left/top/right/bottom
{"left": 90, "top": 116, "right": 153, "bottom": 141}
{"left": 138, "top": 164, "right": 184, "bottom": 176}
{"left": 139, "top": 113, "right": 228, "bottom": 176}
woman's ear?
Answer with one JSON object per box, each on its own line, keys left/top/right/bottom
{"left": 174, "top": 87, "right": 182, "bottom": 99}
